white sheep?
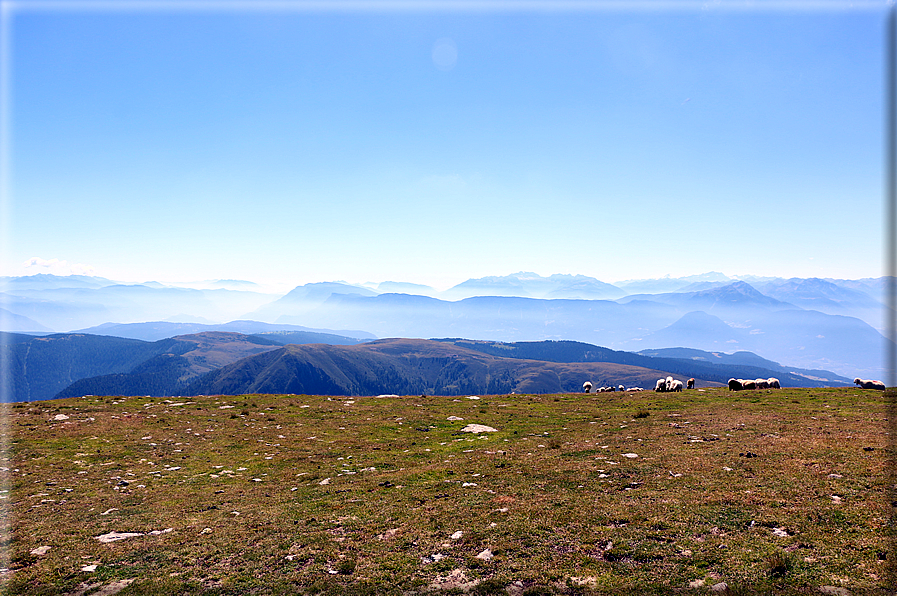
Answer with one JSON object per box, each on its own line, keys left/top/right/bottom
{"left": 686, "top": 378, "right": 695, "bottom": 390}
{"left": 583, "top": 381, "right": 593, "bottom": 394}
{"left": 655, "top": 378, "right": 667, "bottom": 392}
{"left": 755, "top": 378, "right": 770, "bottom": 389}
{"left": 728, "top": 378, "right": 743, "bottom": 391}
{"left": 665, "top": 376, "right": 674, "bottom": 391}
{"left": 854, "top": 378, "right": 886, "bottom": 390}
{"left": 768, "top": 377, "right": 781, "bottom": 389}
{"left": 668, "top": 379, "right": 683, "bottom": 392}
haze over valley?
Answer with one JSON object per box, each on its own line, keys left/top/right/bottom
{"left": 0, "top": 271, "right": 889, "bottom": 402}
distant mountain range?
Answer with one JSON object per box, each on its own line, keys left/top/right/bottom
{"left": 1, "top": 272, "right": 892, "bottom": 380}
{"left": 2, "top": 330, "right": 851, "bottom": 403}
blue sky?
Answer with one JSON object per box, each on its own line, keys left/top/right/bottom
{"left": 1, "top": 1, "right": 889, "bottom": 290}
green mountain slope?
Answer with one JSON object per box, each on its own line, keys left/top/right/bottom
{"left": 185, "top": 338, "right": 719, "bottom": 397}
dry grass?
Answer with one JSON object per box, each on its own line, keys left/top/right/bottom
{"left": 0, "top": 388, "right": 892, "bottom": 595}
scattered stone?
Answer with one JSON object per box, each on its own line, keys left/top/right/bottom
{"left": 462, "top": 482, "right": 478, "bottom": 487}
{"left": 450, "top": 531, "right": 463, "bottom": 540}
{"left": 420, "top": 553, "right": 445, "bottom": 564}
{"left": 95, "top": 531, "right": 143, "bottom": 543}
{"left": 447, "top": 416, "right": 464, "bottom": 421}
{"left": 710, "top": 582, "right": 729, "bottom": 594}
{"left": 831, "top": 495, "right": 842, "bottom": 502}
{"left": 772, "top": 527, "right": 792, "bottom": 537}
{"left": 568, "top": 576, "right": 596, "bottom": 587}
{"left": 828, "top": 473, "right": 843, "bottom": 478}
{"left": 53, "top": 414, "right": 69, "bottom": 421}
{"left": 81, "top": 564, "right": 98, "bottom": 572}
{"left": 67, "top": 583, "right": 103, "bottom": 596}
{"left": 148, "top": 528, "right": 173, "bottom": 535}
{"left": 460, "top": 424, "right": 497, "bottom": 434}
{"left": 429, "top": 568, "right": 479, "bottom": 591}
{"left": 84, "top": 579, "right": 135, "bottom": 596}
{"left": 819, "top": 588, "right": 851, "bottom": 596}
{"left": 688, "top": 579, "right": 705, "bottom": 588}
{"left": 465, "top": 396, "right": 480, "bottom": 400}
{"left": 319, "top": 478, "right": 331, "bottom": 485}
{"left": 622, "top": 453, "right": 638, "bottom": 458}
{"left": 475, "top": 548, "right": 493, "bottom": 561}
{"left": 30, "top": 546, "right": 51, "bottom": 556}
{"left": 200, "top": 528, "right": 212, "bottom": 534}
{"left": 100, "top": 508, "right": 118, "bottom": 516}
{"left": 377, "top": 528, "right": 399, "bottom": 541}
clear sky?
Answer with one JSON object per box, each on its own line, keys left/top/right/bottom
{"left": 1, "top": 1, "right": 889, "bottom": 291}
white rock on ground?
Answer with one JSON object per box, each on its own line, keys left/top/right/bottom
{"left": 94, "top": 532, "right": 143, "bottom": 543}
{"left": 447, "top": 416, "right": 464, "bottom": 421}
{"left": 450, "top": 531, "right": 463, "bottom": 540}
{"left": 429, "top": 569, "right": 480, "bottom": 591}
{"left": 460, "top": 424, "right": 498, "bottom": 433}
{"left": 30, "top": 546, "right": 51, "bottom": 556}
{"left": 818, "top": 587, "right": 852, "bottom": 596}
{"left": 377, "top": 528, "right": 399, "bottom": 541}
{"left": 475, "top": 549, "right": 494, "bottom": 560}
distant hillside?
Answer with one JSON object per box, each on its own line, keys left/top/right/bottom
{"left": 2, "top": 333, "right": 166, "bottom": 402}
{"left": 185, "top": 338, "right": 722, "bottom": 397}
{"left": 434, "top": 339, "right": 849, "bottom": 388}
{"left": 1, "top": 332, "right": 283, "bottom": 402}
{"left": 54, "top": 332, "right": 281, "bottom": 400}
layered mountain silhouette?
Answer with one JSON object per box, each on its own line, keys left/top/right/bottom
{"left": 1, "top": 331, "right": 850, "bottom": 403}
{"left": 2, "top": 273, "right": 891, "bottom": 381}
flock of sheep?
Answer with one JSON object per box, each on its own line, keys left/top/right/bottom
{"left": 581, "top": 382, "right": 645, "bottom": 393}
{"left": 727, "top": 377, "right": 781, "bottom": 391}
{"left": 582, "top": 377, "right": 696, "bottom": 393}
{"left": 584, "top": 376, "right": 887, "bottom": 394}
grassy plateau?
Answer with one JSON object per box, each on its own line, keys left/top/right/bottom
{"left": 1, "top": 387, "right": 893, "bottom": 595}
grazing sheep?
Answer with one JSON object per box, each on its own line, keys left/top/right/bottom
{"left": 742, "top": 379, "right": 758, "bottom": 390}
{"left": 854, "top": 378, "right": 886, "bottom": 390}
{"left": 669, "top": 379, "right": 684, "bottom": 392}
{"left": 655, "top": 378, "right": 667, "bottom": 392}
{"left": 665, "top": 376, "right": 674, "bottom": 391}
{"left": 686, "top": 378, "right": 695, "bottom": 390}
{"left": 768, "top": 377, "right": 781, "bottom": 389}
{"left": 728, "top": 378, "right": 743, "bottom": 391}
{"left": 583, "top": 381, "right": 593, "bottom": 394}
{"left": 618, "top": 384, "right": 625, "bottom": 392}
{"left": 755, "top": 378, "right": 770, "bottom": 389}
